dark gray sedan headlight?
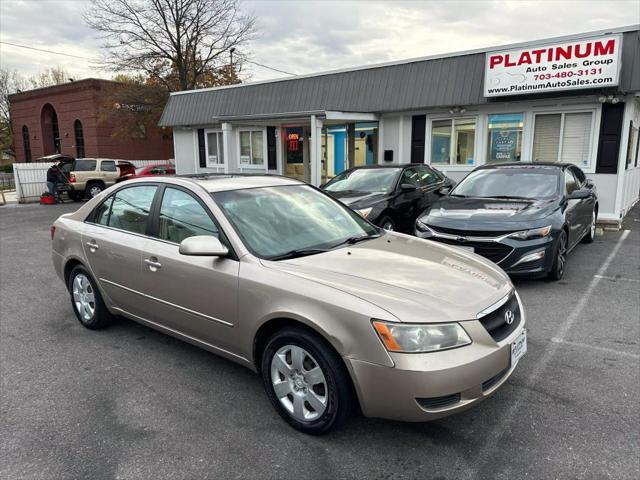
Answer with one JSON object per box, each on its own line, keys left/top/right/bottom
{"left": 507, "top": 225, "right": 552, "bottom": 240}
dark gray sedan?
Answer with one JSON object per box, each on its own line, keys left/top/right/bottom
{"left": 415, "top": 162, "right": 598, "bottom": 280}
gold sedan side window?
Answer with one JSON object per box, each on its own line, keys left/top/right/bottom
{"left": 108, "top": 186, "right": 157, "bottom": 235}
{"left": 93, "top": 196, "right": 113, "bottom": 226}
{"left": 157, "top": 188, "right": 218, "bottom": 244}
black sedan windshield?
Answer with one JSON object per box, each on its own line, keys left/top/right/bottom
{"left": 451, "top": 168, "right": 560, "bottom": 199}
{"left": 324, "top": 168, "right": 401, "bottom": 194}
{"left": 213, "top": 185, "right": 379, "bottom": 259}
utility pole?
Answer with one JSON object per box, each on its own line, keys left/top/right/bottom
{"left": 230, "top": 47, "right": 236, "bottom": 82}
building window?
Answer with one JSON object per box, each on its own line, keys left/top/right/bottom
{"left": 487, "top": 113, "right": 523, "bottom": 164}
{"left": 430, "top": 118, "right": 476, "bottom": 166}
{"left": 239, "top": 130, "right": 264, "bottom": 166}
{"left": 22, "top": 125, "right": 32, "bottom": 162}
{"left": 74, "top": 120, "right": 85, "bottom": 158}
{"left": 532, "top": 112, "right": 593, "bottom": 168}
{"left": 41, "top": 103, "right": 61, "bottom": 154}
{"left": 206, "top": 131, "right": 224, "bottom": 165}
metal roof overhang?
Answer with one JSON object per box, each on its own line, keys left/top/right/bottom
{"left": 159, "top": 27, "right": 639, "bottom": 128}
{"left": 207, "top": 110, "right": 378, "bottom": 125}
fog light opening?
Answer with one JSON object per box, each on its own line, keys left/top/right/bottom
{"left": 513, "top": 250, "right": 545, "bottom": 267}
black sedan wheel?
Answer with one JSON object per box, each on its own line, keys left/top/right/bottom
{"left": 548, "top": 230, "right": 567, "bottom": 281}
{"left": 378, "top": 216, "right": 395, "bottom": 231}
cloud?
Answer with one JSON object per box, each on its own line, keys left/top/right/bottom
{"left": 245, "top": 0, "right": 638, "bottom": 79}
{"left": 0, "top": 0, "right": 103, "bottom": 78}
{"left": 1, "top": 0, "right": 638, "bottom": 83}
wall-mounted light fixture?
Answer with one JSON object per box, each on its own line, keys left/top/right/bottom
{"left": 448, "top": 106, "right": 467, "bottom": 114}
{"left": 598, "top": 95, "right": 621, "bottom": 104}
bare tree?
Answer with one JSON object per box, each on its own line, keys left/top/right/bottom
{"left": 85, "top": 0, "right": 256, "bottom": 91}
{"left": 28, "top": 67, "right": 69, "bottom": 89}
{"left": 97, "top": 74, "right": 170, "bottom": 141}
{"left": 0, "top": 69, "right": 18, "bottom": 157}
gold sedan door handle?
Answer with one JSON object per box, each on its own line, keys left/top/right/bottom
{"left": 144, "top": 257, "right": 162, "bottom": 271}
{"left": 85, "top": 240, "right": 99, "bottom": 252}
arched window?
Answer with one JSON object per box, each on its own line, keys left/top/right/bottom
{"left": 22, "top": 125, "right": 32, "bottom": 162}
{"left": 74, "top": 120, "right": 85, "bottom": 158}
{"left": 41, "top": 103, "right": 60, "bottom": 155}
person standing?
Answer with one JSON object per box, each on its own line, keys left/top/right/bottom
{"left": 46, "top": 165, "right": 58, "bottom": 198}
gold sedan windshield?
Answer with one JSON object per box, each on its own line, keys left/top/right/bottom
{"left": 213, "top": 185, "right": 379, "bottom": 259}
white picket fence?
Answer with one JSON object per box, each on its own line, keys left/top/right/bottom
{"left": 13, "top": 160, "right": 173, "bottom": 203}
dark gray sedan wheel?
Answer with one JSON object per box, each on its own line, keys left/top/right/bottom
{"left": 582, "top": 210, "right": 597, "bottom": 244}
{"left": 548, "top": 230, "right": 567, "bottom": 281}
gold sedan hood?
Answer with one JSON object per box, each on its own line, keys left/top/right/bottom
{"left": 262, "top": 233, "right": 512, "bottom": 323}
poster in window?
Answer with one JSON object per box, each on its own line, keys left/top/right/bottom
{"left": 490, "top": 128, "right": 518, "bottom": 162}
{"left": 488, "top": 113, "right": 523, "bottom": 163}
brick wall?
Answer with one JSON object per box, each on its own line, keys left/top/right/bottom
{"left": 9, "top": 79, "right": 173, "bottom": 162}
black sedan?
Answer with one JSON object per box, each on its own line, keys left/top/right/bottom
{"left": 322, "top": 164, "right": 455, "bottom": 232}
{"left": 415, "top": 163, "right": 598, "bottom": 280}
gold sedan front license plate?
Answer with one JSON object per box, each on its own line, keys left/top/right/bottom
{"left": 511, "top": 329, "right": 527, "bottom": 367}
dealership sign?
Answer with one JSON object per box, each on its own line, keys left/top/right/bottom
{"left": 484, "top": 35, "right": 622, "bottom": 97}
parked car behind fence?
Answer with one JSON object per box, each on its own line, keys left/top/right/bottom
{"left": 116, "top": 163, "right": 176, "bottom": 183}
{"left": 12, "top": 158, "right": 173, "bottom": 203}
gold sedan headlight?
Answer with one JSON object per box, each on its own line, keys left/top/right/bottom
{"left": 373, "top": 320, "right": 471, "bottom": 353}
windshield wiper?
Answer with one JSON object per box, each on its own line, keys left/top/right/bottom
{"left": 268, "top": 233, "right": 381, "bottom": 261}
{"left": 329, "top": 232, "right": 381, "bottom": 249}
{"left": 449, "top": 193, "right": 467, "bottom": 198}
{"left": 267, "top": 248, "right": 330, "bottom": 261}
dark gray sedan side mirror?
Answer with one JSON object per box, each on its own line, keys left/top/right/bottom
{"left": 179, "top": 235, "right": 229, "bottom": 257}
{"left": 567, "top": 189, "right": 590, "bottom": 200}
{"left": 400, "top": 183, "right": 418, "bottom": 191}
{"left": 438, "top": 185, "right": 452, "bottom": 195}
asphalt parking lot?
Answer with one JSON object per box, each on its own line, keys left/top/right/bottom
{"left": 1, "top": 201, "right": 639, "bottom": 480}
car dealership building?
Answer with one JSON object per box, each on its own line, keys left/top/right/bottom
{"left": 160, "top": 25, "right": 640, "bottom": 224}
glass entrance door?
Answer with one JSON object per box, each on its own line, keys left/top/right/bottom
{"left": 354, "top": 122, "right": 378, "bottom": 167}
{"left": 322, "top": 125, "right": 347, "bottom": 184}
{"left": 284, "top": 127, "right": 308, "bottom": 182}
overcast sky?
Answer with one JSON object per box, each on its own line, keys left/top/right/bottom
{"left": 0, "top": 0, "right": 638, "bottom": 84}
